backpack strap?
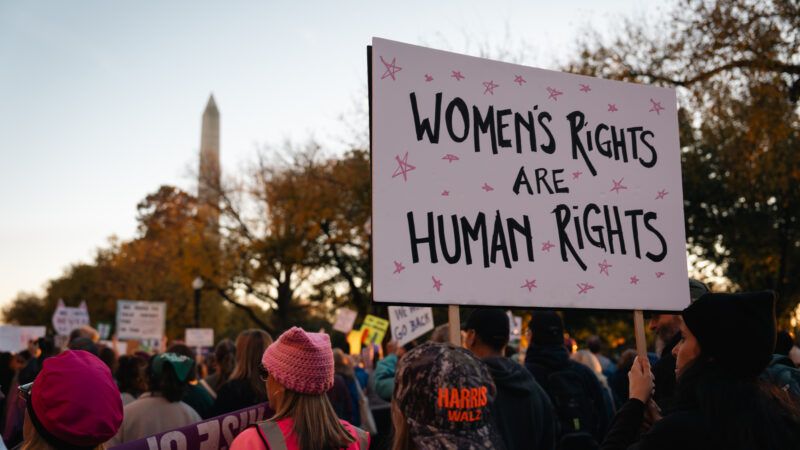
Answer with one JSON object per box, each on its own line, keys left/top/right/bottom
{"left": 255, "top": 420, "right": 287, "bottom": 450}
{"left": 351, "top": 425, "right": 369, "bottom": 449}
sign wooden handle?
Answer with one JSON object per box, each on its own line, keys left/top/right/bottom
{"left": 448, "top": 305, "right": 460, "bottom": 346}
{"left": 633, "top": 310, "right": 647, "bottom": 359}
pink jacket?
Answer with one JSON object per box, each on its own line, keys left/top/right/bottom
{"left": 230, "top": 417, "right": 368, "bottom": 450}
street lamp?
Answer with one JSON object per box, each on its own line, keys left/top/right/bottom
{"left": 192, "top": 276, "right": 204, "bottom": 328}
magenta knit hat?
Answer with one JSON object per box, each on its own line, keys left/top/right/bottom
{"left": 262, "top": 327, "right": 334, "bottom": 394}
{"left": 29, "top": 350, "right": 123, "bottom": 448}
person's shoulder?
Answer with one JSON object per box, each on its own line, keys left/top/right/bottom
{"left": 180, "top": 401, "right": 202, "bottom": 420}
{"left": 339, "top": 420, "right": 370, "bottom": 448}
{"left": 230, "top": 427, "right": 266, "bottom": 450}
{"left": 647, "top": 410, "right": 705, "bottom": 436}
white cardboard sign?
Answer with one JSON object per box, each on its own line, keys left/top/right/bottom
{"left": 52, "top": 299, "right": 90, "bottom": 336}
{"left": 0, "top": 326, "right": 46, "bottom": 352}
{"left": 185, "top": 328, "right": 215, "bottom": 348}
{"left": 371, "top": 37, "right": 689, "bottom": 311}
{"left": 333, "top": 308, "right": 359, "bottom": 334}
{"left": 116, "top": 300, "right": 166, "bottom": 340}
{"left": 388, "top": 306, "right": 434, "bottom": 347}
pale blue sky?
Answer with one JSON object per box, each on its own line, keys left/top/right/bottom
{"left": 0, "top": 0, "right": 666, "bottom": 309}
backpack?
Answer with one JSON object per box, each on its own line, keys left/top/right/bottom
{"left": 761, "top": 354, "right": 800, "bottom": 397}
{"left": 534, "top": 364, "right": 599, "bottom": 449}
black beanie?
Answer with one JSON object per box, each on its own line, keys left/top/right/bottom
{"left": 529, "top": 310, "right": 564, "bottom": 346}
{"left": 682, "top": 291, "right": 776, "bottom": 379}
{"left": 464, "top": 309, "right": 510, "bottom": 350}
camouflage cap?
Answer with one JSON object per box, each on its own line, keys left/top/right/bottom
{"left": 393, "top": 342, "right": 504, "bottom": 450}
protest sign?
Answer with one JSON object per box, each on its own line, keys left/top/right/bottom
{"left": 97, "top": 322, "right": 112, "bottom": 340}
{"left": 52, "top": 299, "right": 90, "bottom": 336}
{"left": 185, "top": 328, "right": 215, "bottom": 348}
{"left": 0, "top": 326, "right": 46, "bottom": 352}
{"left": 361, "top": 314, "right": 389, "bottom": 345}
{"left": 370, "top": 37, "right": 689, "bottom": 311}
{"left": 332, "top": 308, "right": 358, "bottom": 334}
{"left": 388, "top": 306, "right": 434, "bottom": 347}
{"left": 110, "top": 402, "right": 272, "bottom": 450}
{"left": 507, "top": 312, "right": 523, "bottom": 339}
{"left": 116, "top": 300, "right": 166, "bottom": 341}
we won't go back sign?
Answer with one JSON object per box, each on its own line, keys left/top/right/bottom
{"left": 370, "top": 38, "right": 689, "bottom": 311}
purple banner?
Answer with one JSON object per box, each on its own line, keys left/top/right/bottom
{"left": 110, "top": 403, "right": 273, "bottom": 450}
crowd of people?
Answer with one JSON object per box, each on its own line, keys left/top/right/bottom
{"left": 0, "top": 279, "right": 799, "bottom": 449}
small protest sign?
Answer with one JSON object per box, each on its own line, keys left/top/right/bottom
{"left": 332, "top": 308, "right": 358, "bottom": 334}
{"left": 97, "top": 322, "right": 112, "bottom": 340}
{"left": 361, "top": 314, "right": 390, "bottom": 345}
{"left": 0, "top": 326, "right": 46, "bottom": 352}
{"left": 370, "top": 38, "right": 689, "bottom": 311}
{"left": 116, "top": 300, "right": 166, "bottom": 341}
{"left": 185, "top": 328, "right": 214, "bottom": 348}
{"left": 52, "top": 299, "right": 90, "bottom": 336}
{"left": 109, "top": 402, "right": 272, "bottom": 450}
{"left": 388, "top": 306, "right": 434, "bottom": 347}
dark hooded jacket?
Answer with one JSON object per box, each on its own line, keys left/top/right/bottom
{"left": 525, "top": 345, "right": 611, "bottom": 444}
{"left": 484, "top": 356, "right": 556, "bottom": 450}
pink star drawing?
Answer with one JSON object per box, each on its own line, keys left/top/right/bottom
{"left": 514, "top": 75, "right": 526, "bottom": 86}
{"left": 380, "top": 56, "right": 401, "bottom": 81}
{"left": 610, "top": 178, "right": 628, "bottom": 194}
{"left": 577, "top": 283, "right": 595, "bottom": 294}
{"left": 649, "top": 98, "right": 665, "bottom": 115}
{"left": 442, "top": 154, "right": 459, "bottom": 163}
{"left": 432, "top": 276, "right": 443, "bottom": 292}
{"left": 546, "top": 87, "right": 563, "bottom": 101}
{"left": 572, "top": 171, "right": 583, "bottom": 179}
{"left": 481, "top": 182, "right": 494, "bottom": 192}
{"left": 630, "top": 275, "right": 640, "bottom": 285}
{"left": 598, "top": 259, "right": 613, "bottom": 276}
{"left": 541, "top": 241, "right": 555, "bottom": 252}
{"left": 451, "top": 70, "right": 465, "bottom": 81}
{"left": 392, "top": 152, "right": 416, "bottom": 182}
{"left": 655, "top": 189, "right": 668, "bottom": 200}
{"left": 656, "top": 271, "right": 666, "bottom": 279}
{"left": 441, "top": 190, "right": 450, "bottom": 196}
{"left": 608, "top": 103, "right": 618, "bottom": 112}
{"left": 424, "top": 74, "right": 433, "bottom": 82}
{"left": 521, "top": 279, "right": 538, "bottom": 292}
{"left": 483, "top": 80, "right": 499, "bottom": 95}
{"left": 393, "top": 261, "right": 405, "bottom": 274}
{"left": 579, "top": 84, "right": 591, "bottom": 93}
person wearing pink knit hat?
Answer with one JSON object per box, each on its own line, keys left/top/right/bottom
{"left": 230, "top": 327, "right": 369, "bottom": 450}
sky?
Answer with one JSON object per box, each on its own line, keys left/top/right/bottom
{"left": 0, "top": 0, "right": 668, "bottom": 310}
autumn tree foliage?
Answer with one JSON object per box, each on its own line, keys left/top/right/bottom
{"left": 566, "top": 0, "right": 800, "bottom": 319}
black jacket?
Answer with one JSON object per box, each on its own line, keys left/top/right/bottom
{"left": 211, "top": 378, "right": 267, "bottom": 416}
{"left": 600, "top": 399, "right": 711, "bottom": 450}
{"left": 484, "top": 356, "right": 556, "bottom": 450}
{"left": 525, "top": 345, "right": 611, "bottom": 444}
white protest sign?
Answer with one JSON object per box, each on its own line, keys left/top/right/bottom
{"left": 0, "top": 326, "right": 46, "bottom": 352}
{"left": 371, "top": 38, "right": 689, "bottom": 311}
{"left": 116, "top": 300, "right": 166, "bottom": 340}
{"left": 185, "top": 328, "right": 214, "bottom": 348}
{"left": 387, "top": 306, "right": 434, "bottom": 347}
{"left": 332, "top": 308, "right": 358, "bottom": 334}
{"left": 52, "top": 299, "right": 90, "bottom": 336}
{"left": 507, "top": 312, "right": 523, "bottom": 339}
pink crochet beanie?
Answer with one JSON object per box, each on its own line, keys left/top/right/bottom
{"left": 262, "top": 327, "right": 334, "bottom": 394}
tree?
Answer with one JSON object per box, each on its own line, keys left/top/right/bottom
{"left": 566, "top": 0, "right": 800, "bottom": 319}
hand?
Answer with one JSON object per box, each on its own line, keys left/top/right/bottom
{"left": 628, "top": 355, "right": 654, "bottom": 403}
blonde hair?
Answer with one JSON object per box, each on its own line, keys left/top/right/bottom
{"left": 390, "top": 402, "right": 412, "bottom": 450}
{"left": 229, "top": 329, "right": 273, "bottom": 398}
{"left": 273, "top": 389, "right": 356, "bottom": 450}
{"left": 22, "top": 410, "right": 105, "bottom": 450}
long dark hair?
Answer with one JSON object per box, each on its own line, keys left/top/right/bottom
{"left": 674, "top": 355, "right": 800, "bottom": 450}
{"left": 229, "top": 329, "right": 273, "bottom": 399}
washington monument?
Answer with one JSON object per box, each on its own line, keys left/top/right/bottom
{"left": 198, "top": 94, "right": 220, "bottom": 230}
